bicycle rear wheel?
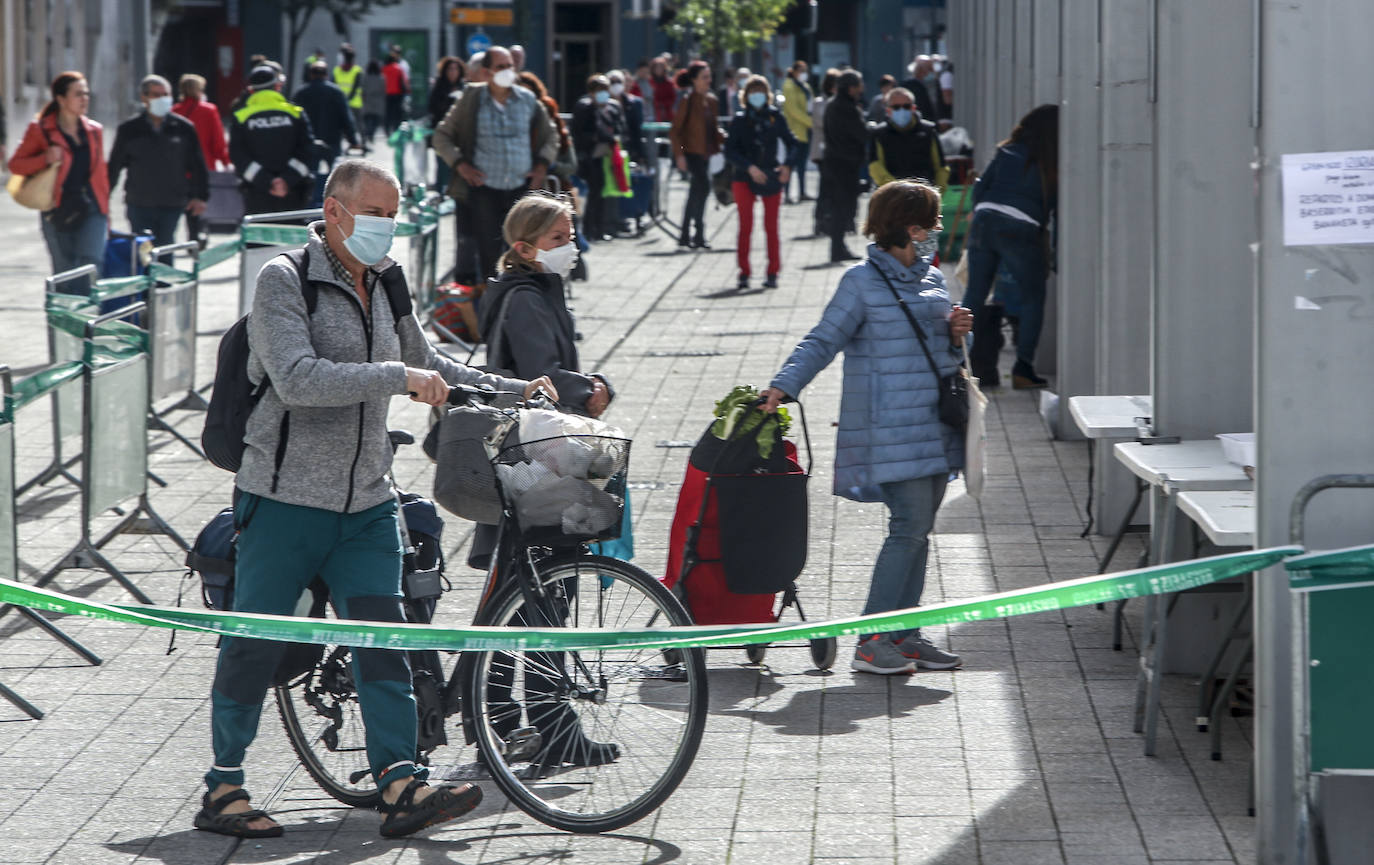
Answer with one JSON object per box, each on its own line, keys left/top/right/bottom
{"left": 276, "top": 641, "right": 381, "bottom": 807}
{"left": 465, "top": 553, "right": 708, "bottom": 833}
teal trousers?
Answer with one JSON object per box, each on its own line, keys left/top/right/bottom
{"left": 205, "top": 493, "right": 423, "bottom": 792}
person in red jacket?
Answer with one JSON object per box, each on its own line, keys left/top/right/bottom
{"left": 173, "top": 73, "right": 230, "bottom": 170}
{"left": 7, "top": 70, "right": 110, "bottom": 284}
{"left": 647, "top": 57, "right": 678, "bottom": 123}
{"left": 173, "top": 73, "right": 230, "bottom": 239}
{"left": 381, "top": 54, "right": 410, "bottom": 134}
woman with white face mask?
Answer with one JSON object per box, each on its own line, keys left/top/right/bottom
{"left": 480, "top": 191, "right": 614, "bottom": 418}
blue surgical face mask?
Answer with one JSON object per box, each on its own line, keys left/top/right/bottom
{"left": 747, "top": 91, "right": 768, "bottom": 109}
{"left": 890, "top": 108, "right": 913, "bottom": 128}
{"left": 594, "top": 89, "right": 611, "bottom": 104}
{"left": 336, "top": 201, "right": 396, "bottom": 266}
{"left": 148, "top": 95, "right": 173, "bottom": 118}
{"left": 914, "top": 228, "right": 941, "bottom": 261}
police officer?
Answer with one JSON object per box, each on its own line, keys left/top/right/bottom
{"left": 230, "top": 65, "right": 316, "bottom": 214}
{"left": 333, "top": 43, "right": 366, "bottom": 152}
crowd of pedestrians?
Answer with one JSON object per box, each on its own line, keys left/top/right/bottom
{"left": 0, "top": 31, "right": 1089, "bottom": 841}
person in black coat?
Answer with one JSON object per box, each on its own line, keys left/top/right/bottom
{"left": 292, "top": 62, "right": 358, "bottom": 170}
{"left": 820, "top": 70, "right": 868, "bottom": 262}
{"left": 724, "top": 75, "right": 799, "bottom": 289}
{"left": 607, "top": 69, "right": 646, "bottom": 164}
{"left": 479, "top": 192, "right": 613, "bottom": 415}
{"left": 570, "top": 74, "right": 627, "bottom": 241}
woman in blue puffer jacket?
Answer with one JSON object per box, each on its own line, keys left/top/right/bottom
{"left": 761, "top": 179, "right": 973, "bottom": 676}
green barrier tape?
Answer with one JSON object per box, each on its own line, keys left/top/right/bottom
{"left": 0, "top": 547, "right": 1300, "bottom": 653}
{"left": 2, "top": 361, "right": 84, "bottom": 419}
{"left": 90, "top": 275, "right": 150, "bottom": 304}
{"left": 242, "top": 224, "right": 311, "bottom": 245}
{"left": 46, "top": 307, "right": 146, "bottom": 344}
{"left": 199, "top": 239, "right": 244, "bottom": 270}
{"left": 1286, "top": 543, "right": 1374, "bottom": 591}
{"left": 148, "top": 263, "right": 197, "bottom": 284}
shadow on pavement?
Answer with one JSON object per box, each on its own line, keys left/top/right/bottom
{"left": 108, "top": 826, "right": 684, "bottom": 865}
{"left": 717, "top": 682, "right": 952, "bottom": 736}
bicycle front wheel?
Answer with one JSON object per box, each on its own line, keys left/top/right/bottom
{"left": 465, "top": 554, "right": 708, "bottom": 833}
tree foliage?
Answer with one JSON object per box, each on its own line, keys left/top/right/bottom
{"left": 662, "top": 0, "right": 797, "bottom": 63}
{"left": 280, "top": 0, "right": 402, "bottom": 89}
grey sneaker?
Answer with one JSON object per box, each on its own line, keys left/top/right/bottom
{"left": 851, "top": 636, "right": 917, "bottom": 675}
{"left": 894, "top": 634, "right": 963, "bottom": 670}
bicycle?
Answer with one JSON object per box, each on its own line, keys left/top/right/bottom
{"left": 274, "top": 384, "right": 708, "bottom": 833}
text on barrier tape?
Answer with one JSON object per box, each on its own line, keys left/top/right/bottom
{"left": 0, "top": 547, "right": 1300, "bottom": 653}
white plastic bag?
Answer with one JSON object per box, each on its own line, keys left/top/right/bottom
{"left": 963, "top": 348, "right": 989, "bottom": 500}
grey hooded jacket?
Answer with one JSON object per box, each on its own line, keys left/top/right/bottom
{"left": 238, "top": 224, "right": 527, "bottom": 513}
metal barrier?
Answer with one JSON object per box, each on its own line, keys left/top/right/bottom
{"left": 17, "top": 267, "right": 99, "bottom": 495}
{"left": 238, "top": 209, "right": 324, "bottom": 317}
{"left": 0, "top": 363, "right": 105, "bottom": 719}
{"left": 33, "top": 303, "right": 187, "bottom": 605}
{"left": 144, "top": 241, "right": 209, "bottom": 458}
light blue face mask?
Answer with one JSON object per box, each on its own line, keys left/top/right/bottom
{"left": 914, "top": 228, "right": 941, "bottom": 261}
{"left": 336, "top": 201, "right": 396, "bottom": 266}
{"left": 594, "top": 89, "right": 611, "bottom": 104}
{"left": 890, "top": 108, "right": 914, "bottom": 128}
{"left": 747, "top": 91, "right": 768, "bottom": 109}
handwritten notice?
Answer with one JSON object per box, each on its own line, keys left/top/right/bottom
{"left": 1282, "top": 150, "right": 1374, "bottom": 246}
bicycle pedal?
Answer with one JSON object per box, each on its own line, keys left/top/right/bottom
{"left": 502, "top": 727, "right": 543, "bottom": 763}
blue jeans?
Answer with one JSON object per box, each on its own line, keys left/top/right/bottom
{"left": 126, "top": 204, "right": 184, "bottom": 261}
{"left": 206, "top": 494, "right": 422, "bottom": 793}
{"left": 962, "top": 209, "right": 1048, "bottom": 367}
{"left": 860, "top": 474, "right": 949, "bottom": 642}
{"left": 40, "top": 206, "right": 107, "bottom": 284}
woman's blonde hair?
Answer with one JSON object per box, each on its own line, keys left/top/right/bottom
{"left": 499, "top": 191, "right": 575, "bottom": 272}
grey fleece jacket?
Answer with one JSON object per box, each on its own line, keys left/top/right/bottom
{"left": 238, "top": 224, "right": 527, "bottom": 513}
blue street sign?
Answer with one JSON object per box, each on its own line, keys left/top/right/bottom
{"left": 466, "top": 32, "right": 492, "bottom": 56}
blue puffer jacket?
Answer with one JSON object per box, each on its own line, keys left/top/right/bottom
{"left": 771, "top": 244, "right": 965, "bottom": 502}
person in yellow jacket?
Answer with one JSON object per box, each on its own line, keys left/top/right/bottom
{"left": 781, "top": 60, "right": 814, "bottom": 203}
{"left": 333, "top": 44, "right": 367, "bottom": 153}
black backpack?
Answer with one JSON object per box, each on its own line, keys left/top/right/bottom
{"left": 202, "top": 248, "right": 414, "bottom": 472}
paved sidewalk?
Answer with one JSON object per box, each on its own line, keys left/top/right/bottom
{"left": 0, "top": 155, "right": 1255, "bottom": 864}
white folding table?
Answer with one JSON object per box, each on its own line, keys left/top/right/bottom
{"left": 1176, "top": 490, "right": 1257, "bottom": 759}
{"left": 1112, "top": 440, "right": 1254, "bottom": 755}
{"left": 1068, "top": 395, "right": 1154, "bottom": 569}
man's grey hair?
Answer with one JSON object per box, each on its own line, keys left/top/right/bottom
{"left": 324, "top": 159, "right": 402, "bottom": 204}
{"left": 607, "top": 69, "right": 626, "bottom": 84}
{"left": 468, "top": 51, "right": 486, "bottom": 69}
{"left": 140, "top": 74, "right": 172, "bottom": 97}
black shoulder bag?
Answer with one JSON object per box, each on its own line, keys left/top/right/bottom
{"left": 873, "top": 262, "right": 969, "bottom": 432}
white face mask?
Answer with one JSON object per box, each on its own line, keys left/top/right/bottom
{"left": 492, "top": 68, "right": 518, "bottom": 89}
{"left": 535, "top": 241, "right": 578, "bottom": 279}
{"left": 609, "top": 82, "right": 625, "bottom": 96}
{"left": 796, "top": 71, "right": 809, "bottom": 84}
{"left": 148, "top": 95, "right": 173, "bottom": 118}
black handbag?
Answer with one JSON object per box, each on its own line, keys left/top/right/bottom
{"left": 873, "top": 262, "right": 969, "bottom": 432}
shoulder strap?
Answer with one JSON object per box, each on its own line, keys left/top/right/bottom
{"left": 871, "top": 260, "right": 944, "bottom": 381}
{"left": 282, "top": 248, "right": 319, "bottom": 314}
{"left": 485, "top": 285, "right": 538, "bottom": 372}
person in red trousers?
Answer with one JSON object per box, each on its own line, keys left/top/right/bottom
{"left": 723, "top": 75, "right": 800, "bottom": 290}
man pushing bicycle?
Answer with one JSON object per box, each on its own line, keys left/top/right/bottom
{"left": 197, "top": 159, "right": 557, "bottom": 839}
